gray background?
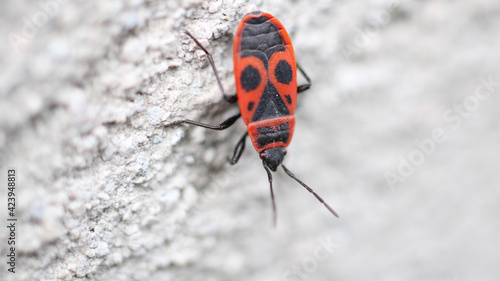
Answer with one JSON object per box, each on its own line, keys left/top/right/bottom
{"left": 1, "top": 0, "right": 499, "bottom": 280}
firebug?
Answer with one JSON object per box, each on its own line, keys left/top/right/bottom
{"left": 167, "top": 11, "right": 338, "bottom": 225}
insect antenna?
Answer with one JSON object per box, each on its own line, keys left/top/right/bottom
{"left": 263, "top": 164, "right": 277, "bottom": 227}
{"left": 281, "top": 164, "right": 339, "bottom": 218}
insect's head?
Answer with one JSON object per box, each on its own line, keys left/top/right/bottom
{"left": 260, "top": 147, "right": 287, "bottom": 171}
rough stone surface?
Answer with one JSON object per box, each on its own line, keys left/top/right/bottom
{"left": 1, "top": 0, "right": 499, "bottom": 280}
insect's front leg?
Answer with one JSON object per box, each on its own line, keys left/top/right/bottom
{"left": 185, "top": 31, "right": 237, "bottom": 103}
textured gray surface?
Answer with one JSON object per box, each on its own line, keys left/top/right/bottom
{"left": 1, "top": 0, "right": 500, "bottom": 280}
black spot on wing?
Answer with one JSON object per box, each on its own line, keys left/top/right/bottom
{"left": 241, "top": 65, "right": 261, "bottom": 91}
{"left": 275, "top": 60, "right": 293, "bottom": 84}
{"left": 248, "top": 101, "right": 255, "bottom": 111}
{"left": 285, "top": 94, "right": 292, "bottom": 104}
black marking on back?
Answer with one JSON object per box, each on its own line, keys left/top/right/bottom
{"left": 241, "top": 65, "right": 261, "bottom": 91}
{"left": 257, "top": 122, "right": 289, "bottom": 134}
{"left": 238, "top": 18, "right": 290, "bottom": 82}
{"left": 256, "top": 126, "right": 275, "bottom": 134}
{"left": 241, "top": 21, "right": 282, "bottom": 53}
{"left": 251, "top": 81, "right": 290, "bottom": 122}
{"left": 257, "top": 131, "right": 290, "bottom": 147}
{"left": 238, "top": 16, "right": 294, "bottom": 123}
{"left": 276, "top": 122, "right": 289, "bottom": 131}
{"left": 275, "top": 60, "right": 293, "bottom": 84}
{"left": 246, "top": 15, "right": 269, "bottom": 24}
{"left": 256, "top": 122, "right": 291, "bottom": 147}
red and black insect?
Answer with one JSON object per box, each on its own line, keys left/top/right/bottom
{"left": 167, "top": 11, "right": 338, "bottom": 224}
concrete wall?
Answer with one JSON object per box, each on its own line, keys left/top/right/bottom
{"left": 1, "top": 0, "right": 499, "bottom": 280}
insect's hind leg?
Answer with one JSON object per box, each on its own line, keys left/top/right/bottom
{"left": 296, "top": 62, "right": 312, "bottom": 93}
{"left": 165, "top": 113, "right": 241, "bottom": 131}
{"left": 230, "top": 132, "right": 248, "bottom": 164}
{"left": 185, "top": 31, "right": 237, "bottom": 103}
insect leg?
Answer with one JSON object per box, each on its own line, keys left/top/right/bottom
{"left": 282, "top": 164, "right": 339, "bottom": 218}
{"left": 296, "top": 62, "right": 312, "bottom": 93}
{"left": 165, "top": 113, "right": 241, "bottom": 131}
{"left": 263, "top": 163, "right": 278, "bottom": 227}
{"left": 230, "top": 132, "right": 248, "bottom": 165}
{"left": 185, "top": 31, "right": 238, "bottom": 103}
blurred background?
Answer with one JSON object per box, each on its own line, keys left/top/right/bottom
{"left": 1, "top": 0, "right": 499, "bottom": 280}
